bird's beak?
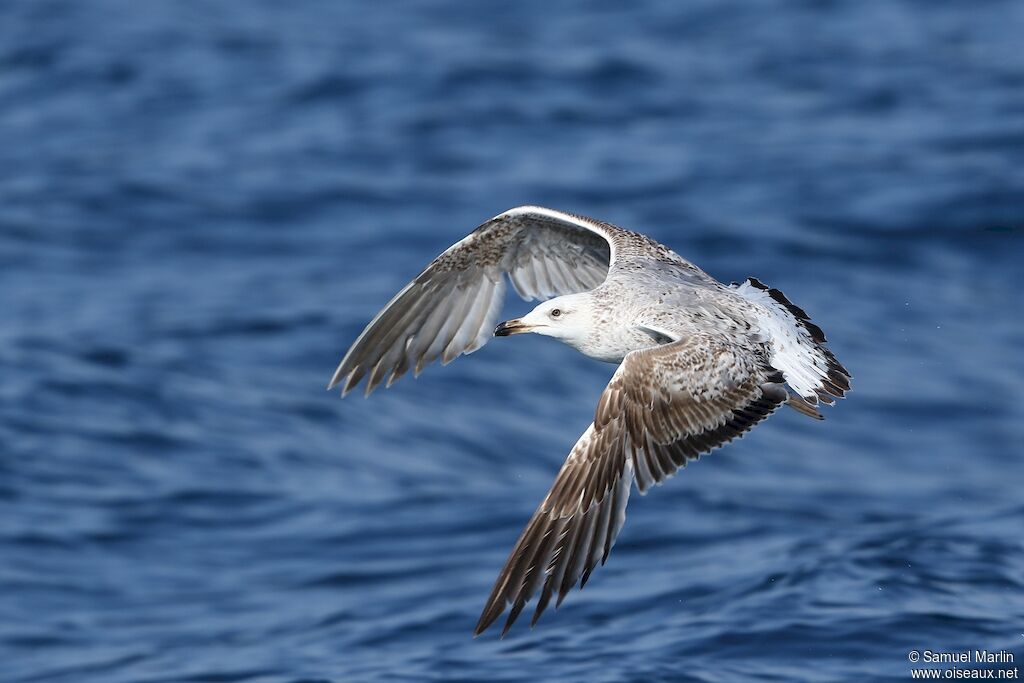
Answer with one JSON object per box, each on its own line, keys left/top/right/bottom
{"left": 494, "top": 319, "right": 532, "bottom": 337}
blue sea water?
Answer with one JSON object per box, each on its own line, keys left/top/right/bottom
{"left": 2, "top": 1, "right": 1023, "bottom": 681}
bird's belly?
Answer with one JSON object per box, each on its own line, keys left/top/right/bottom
{"left": 589, "top": 349, "right": 631, "bottom": 364}
{"left": 577, "top": 327, "right": 664, "bottom": 364}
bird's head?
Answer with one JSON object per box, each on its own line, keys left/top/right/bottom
{"left": 493, "top": 293, "right": 594, "bottom": 348}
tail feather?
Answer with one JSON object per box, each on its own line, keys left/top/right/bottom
{"left": 733, "top": 278, "right": 851, "bottom": 412}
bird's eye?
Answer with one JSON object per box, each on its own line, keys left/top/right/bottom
{"left": 550, "top": 308, "right": 562, "bottom": 318}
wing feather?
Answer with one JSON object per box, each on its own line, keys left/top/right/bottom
{"left": 475, "top": 334, "right": 789, "bottom": 636}
{"left": 330, "top": 206, "right": 618, "bottom": 395}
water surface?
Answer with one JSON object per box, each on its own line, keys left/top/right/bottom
{"left": 2, "top": 1, "right": 1023, "bottom": 681}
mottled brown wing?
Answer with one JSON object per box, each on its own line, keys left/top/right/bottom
{"left": 329, "top": 206, "right": 615, "bottom": 396}
{"left": 474, "top": 423, "right": 633, "bottom": 637}
{"left": 475, "top": 334, "right": 789, "bottom": 636}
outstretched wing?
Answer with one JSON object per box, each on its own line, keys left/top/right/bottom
{"left": 329, "top": 206, "right": 620, "bottom": 396}
{"left": 475, "top": 334, "right": 789, "bottom": 636}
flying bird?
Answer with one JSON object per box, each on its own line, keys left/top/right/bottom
{"left": 329, "top": 206, "right": 850, "bottom": 636}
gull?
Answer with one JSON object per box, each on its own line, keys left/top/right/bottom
{"left": 328, "top": 206, "right": 850, "bottom": 636}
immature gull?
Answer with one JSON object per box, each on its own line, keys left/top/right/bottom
{"left": 329, "top": 206, "right": 850, "bottom": 636}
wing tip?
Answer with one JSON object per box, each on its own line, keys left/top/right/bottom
{"left": 472, "top": 620, "right": 491, "bottom": 638}
{"left": 474, "top": 595, "right": 506, "bottom": 637}
{"left": 787, "top": 396, "right": 825, "bottom": 420}
{"left": 326, "top": 365, "right": 383, "bottom": 398}
{"left": 326, "top": 365, "right": 346, "bottom": 392}
{"left": 327, "top": 367, "right": 353, "bottom": 396}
